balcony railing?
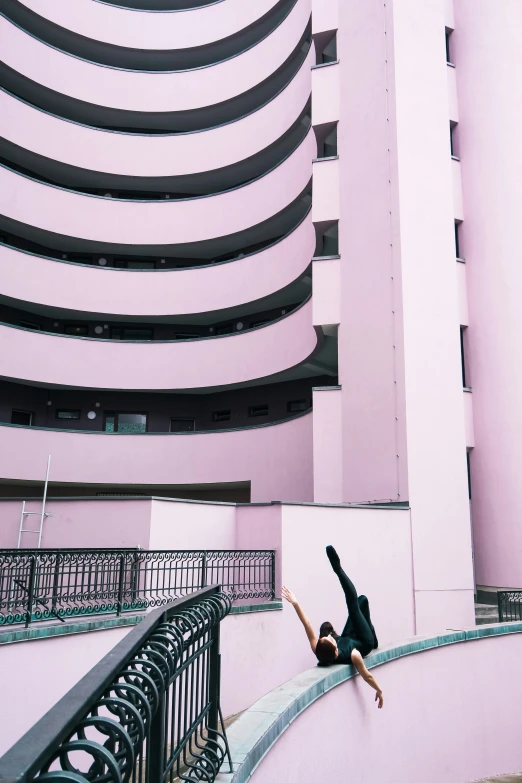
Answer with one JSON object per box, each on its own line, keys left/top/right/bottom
{"left": 497, "top": 591, "right": 522, "bottom": 622}
{"left": 0, "top": 586, "right": 232, "bottom": 783}
{"left": 0, "top": 548, "right": 275, "bottom": 627}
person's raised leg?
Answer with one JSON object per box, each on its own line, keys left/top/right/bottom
{"left": 326, "top": 546, "right": 374, "bottom": 649}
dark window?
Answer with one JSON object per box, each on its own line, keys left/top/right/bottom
{"left": 20, "top": 321, "right": 41, "bottom": 330}
{"left": 455, "top": 222, "right": 461, "bottom": 259}
{"left": 288, "top": 399, "right": 308, "bottom": 413}
{"left": 466, "top": 451, "right": 472, "bottom": 499}
{"left": 65, "top": 325, "right": 88, "bottom": 336}
{"left": 248, "top": 405, "right": 269, "bottom": 418}
{"left": 212, "top": 410, "right": 231, "bottom": 422}
{"left": 111, "top": 328, "right": 122, "bottom": 340}
{"left": 250, "top": 320, "right": 270, "bottom": 329}
{"left": 122, "top": 328, "right": 153, "bottom": 341}
{"left": 11, "top": 409, "right": 33, "bottom": 426}
{"left": 460, "top": 327, "right": 467, "bottom": 387}
{"left": 446, "top": 30, "right": 453, "bottom": 64}
{"left": 216, "top": 324, "right": 233, "bottom": 336}
{"left": 105, "top": 412, "right": 147, "bottom": 433}
{"left": 450, "top": 123, "right": 455, "bottom": 156}
{"left": 175, "top": 333, "right": 200, "bottom": 340}
{"left": 56, "top": 409, "right": 81, "bottom": 420}
{"left": 323, "top": 125, "right": 338, "bottom": 157}
{"left": 170, "top": 418, "right": 196, "bottom": 433}
{"left": 128, "top": 261, "right": 155, "bottom": 270}
{"left": 321, "top": 33, "right": 337, "bottom": 64}
{"left": 316, "top": 222, "right": 339, "bottom": 257}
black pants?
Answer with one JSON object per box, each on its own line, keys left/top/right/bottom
{"left": 327, "top": 546, "right": 376, "bottom": 651}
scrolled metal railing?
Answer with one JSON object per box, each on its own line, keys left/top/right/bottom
{"left": 497, "top": 591, "right": 522, "bottom": 622}
{"left": 0, "top": 548, "right": 275, "bottom": 627}
{"left": 0, "top": 586, "right": 232, "bottom": 783}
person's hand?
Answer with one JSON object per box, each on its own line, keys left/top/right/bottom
{"left": 375, "top": 691, "right": 384, "bottom": 709}
{"left": 281, "top": 586, "right": 298, "bottom": 606}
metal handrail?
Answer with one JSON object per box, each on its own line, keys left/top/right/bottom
{"left": 0, "top": 586, "right": 232, "bottom": 783}
{"left": 0, "top": 548, "right": 276, "bottom": 627}
{"left": 497, "top": 590, "right": 522, "bottom": 622}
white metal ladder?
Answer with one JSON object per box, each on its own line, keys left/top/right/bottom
{"left": 17, "top": 455, "right": 52, "bottom": 549}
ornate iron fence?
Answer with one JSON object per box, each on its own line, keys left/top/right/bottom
{"left": 0, "top": 548, "right": 275, "bottom": 627}
{"left": 497, "top": 591, "right": 522, "bottom": 622}
{"left": 0, "top": 586, "right": 232, "bottom": 783}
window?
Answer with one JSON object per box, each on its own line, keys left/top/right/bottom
{"left": 454, "top": 222, "right": 461, "bottom": 259}
{"left": 11, "top": 409, "right": 33, "bottom": 426}
{"left": 20, "top": 320, "right": 41, "bottom": 330}
{"left": 315, "top": 222, "right": 339, "bottom": 257}
{"left": 65, "top": 325, "right": 88, "bottom": 336}
{"left": 248, "top": 405, "right": 269, "bottom": 418}
{"left": 450, "top": 122, "right": 459, "bottom": 158}
{"left": 314, "top": 123, "right": 338, "bottom": 159}
{"left": 175, "top": 333, "right": 199, "bottom": 340}
{"left": 128, "top": 261, "right": 155, "bottom": 270}
{"left": 315, "top": 32, "right": 337, "bottom": 65}
{"left": 460, "top": 327, "right": 467, "bottom": 388}
{"left": 216, "top": 324, "right": 233, "bottom": 336}
{"left": 105, "top": 412, "right": 147, "bottom": 433}
{"left": 288, "top": 399, "right": 308, "bottom": 413}
{"left": 446, "top": 29, "right": 453, "bottom": 64}
{"left": 466, "top": 451, "right": 472, "bottom": 499}
{"left": 212, "top": 410, "right": 231, "bottom": 422}
{"left": 111, "top": 328, "right": 154, "bottom": 340}
{"left": 170, "top": 418, "right": 195, "bottom": 433}
{"left": 56, "top": 409, "right": 81, "bottom": 420}
{"left": 250, "top": 320, "right": 270, "bottom": 329}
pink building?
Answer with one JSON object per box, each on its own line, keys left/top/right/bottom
{"left": 0, "top": 0, "right": 518, "bottom": 628}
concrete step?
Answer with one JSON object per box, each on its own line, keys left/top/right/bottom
{"left": 475, "top": 603, "right": 499, "bottom": 625}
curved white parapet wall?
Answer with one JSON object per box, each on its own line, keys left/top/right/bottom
{"left": 0, "top": 217, "right": 314, "bottom": 317}
{"left": 0, "top": 413, "right": 313, "bottom": 502}
{"left": 0, "top": 300, "right": 316, "bottom": 390}
{"left": 0, "top": 131, "right": 314, "bottom": 245}
{"left": 0, "top": 1, "right": 309, "bottom": 114}
{"left": 15, "top": 0, "right": 284, "bottom": 52}
{"left": 224, "top": 627, "right": 522, "bottom": 783}
{"left": 0, "top": 50, "right": 312, "bottom": 178}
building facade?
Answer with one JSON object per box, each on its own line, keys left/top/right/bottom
{"left": 0, "top": 0, "right": 518, "bottom": 626}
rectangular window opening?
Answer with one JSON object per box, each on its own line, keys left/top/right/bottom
{"left": 287, "top": 399, "right": 308, "bottom": 413}
{"left": 11, "top": 409, "right": 33, "bottom": 426}
{"left": 105, "top": 412, "right": 147, "bottom": 434}
{"left": 212, "top": 410, "right": 231, "bottom": 423}
{"left": 454, "top": 222, "right": 461, "bottom": 259}
{"left": 446, "top": 29, "right": 453, "bottom": 64}
{"left": 170, "top": 418, "right": 196, "bottom": 433}
{"left": 65, "top": 325, "right": 89, "bottom": 336}
{"left": 460, "top": 326, "right": 467, "bottom": 388}
{"left": 248, "top": 405, "right": 269, "bottom": 418}
{"left": 20, "top": 321, "right": 41, "bottom": 331}
{"left": 56, "top": 409, "right": 81, "bottom": 420}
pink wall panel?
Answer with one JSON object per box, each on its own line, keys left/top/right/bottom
{"left": 0, "top": 1, "right": 310, "bottom": 113}
{"left": 149, "top": 500, "right": 236, "bottom": 551}
{"left": 311, "top": 158, "right": 339, "bottom": 222}
{"left": 312, "top": 258, "right": 340, "bottom": 327}
{"left": 0, "top": 52, "right": 313, "bottom": 179}
{"left": 0, "top": 301, "right": 316, "bottom": 390}
{"left": 251, "top": 633, "right": 522, "bottom": 783}
{"left": 17, "top": 0, "right": 283, "bottom": 51}
{"left": 311, "top": 63, "right": 339, "bottom": 125}
{"left": 312, "top": 0, "right": 339, "bottom": 34}
{"left": 0, "top": 414, "right": 314, "bottom": 503}
{"left": 447, "top": 64, "right": 459, "bottom": 122}
{"left": 392, "top": 0, "right": 474, "bottom": 621}
{"left": 0, "top": 217, "right": 315, "bottom": 318}
{"left": 312, "top": 388, "right": 342, "bottom": 502}
{"left": 0, "top": 132, "right": 314, "bottom": 245}
{"left": 454, "top": 0, "right": 522, "bottom": 588}
{"left": 456, "top": 261, "right": 468, "bottom": 325}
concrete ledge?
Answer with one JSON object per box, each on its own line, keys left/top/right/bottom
{"left": 229, "top": 601, "right": 282, "bottom": 615}
{"left": 0, "top": 614, "right": 143, "bottom": 645}
{"left": 216, "top": 622, "right": 522, "bottom": 783}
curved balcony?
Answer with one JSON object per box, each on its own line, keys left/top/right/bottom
{"left": 0, "top": 411, "right": 313, "bottom": 502}
{"left": 0, "top": 215, "right": 314, "bottom": 318}
{"left": 5, "top": 0, "right": 295, "bottom": 70}
{"left": 0, "top": 299, "right": 318, "bottom": 390}
{"left": 0, "top": 49, "right": 312, "bottom": 192}
{"left": 0, "top": 1, "right": 311, "bottom": 131}
{"left": 0, "top": 130, "right": 314, "bottom": 249}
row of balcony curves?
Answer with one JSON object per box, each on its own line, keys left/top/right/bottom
{"left": 0, "top": 0, "right": 311, "bottom": 132}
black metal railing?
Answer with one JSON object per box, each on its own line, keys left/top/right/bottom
{"left": 0, "top": 586, "right": 232, "bottom": 783}
{"left": 498, "top": 591, "right": 522, "bottom": 622}
{"left": 0, "top": 548, "right": 275, "bottom": 627}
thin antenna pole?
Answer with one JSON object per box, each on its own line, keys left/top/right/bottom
{"left": 38, "top": 455, "right": 51, "bottom": 549}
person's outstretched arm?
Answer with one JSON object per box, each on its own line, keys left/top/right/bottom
{"left": 351, "top": 649, "right": 384, "bottom": 708}
{"left": 282, "top": 586, "right": 318, "bottom": 654}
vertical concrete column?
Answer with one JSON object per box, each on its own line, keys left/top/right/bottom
{"left": 312, "top": 386, "right": 342, "bottom": 503}
{"left": 338, "top": 0, "right": 474, "bottom": 631}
